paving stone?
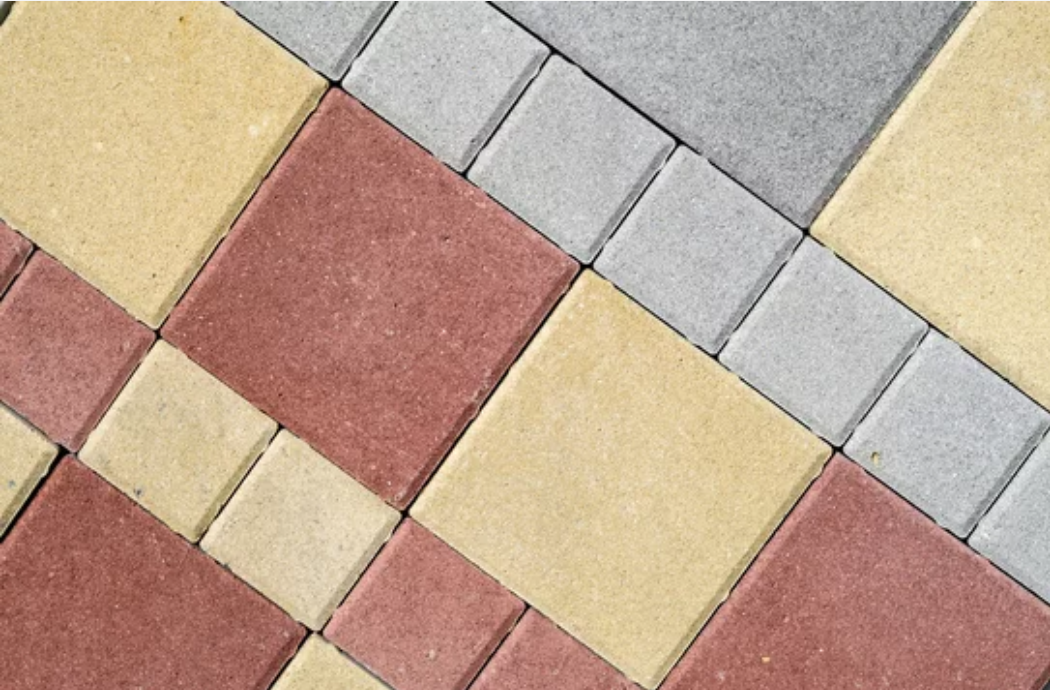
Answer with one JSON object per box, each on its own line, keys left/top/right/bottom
{"left": 0, "top": 3, "right": 325, "bottom": 326}
{"left": 846, "top": 331, "right": 1050, "bottom": 537}
{"left": 230, "top": 1, "right": 390, "bottom": 80}
{"left": 202, "top": 430, "right": 399, "bottom": 630}
{"left": 345, "top": 2, "right": 547, "bottom": 171}
{"left": 164, "top": 90, "right": 575, "bottom": 509}
{"left": 0, "top": 457, "right": 304, "bottom": 689}
{"left": 325, "top": 519, "right": 524, "bottom": 690}
{"left": 469, "top": 56, "right": 674, "bottom": 262}
{"left": 0, "top": 220, "right": 30, "bottom": 295}
{"left": 412, "top": 271, "right": 829, "bottom": 688}
{"left": 663, "top": 456, "right": 1050, "bottom": 689}
{"left": 80, "top": 341, "right": 277, "bottom": 542}
{"left": 0, "top": 404, "right": 57, "bottom": 537}
{"left": 720, "top": 239, "right": 927, "bottom": 445}
{"left": 272, "top": 635, "right": 389, "bottom": 690}
{"left": 0, "top": 253, "right": 153, "bottom": 450}
{"left": 595, "top": 147, "right": 800, "bottom": 353}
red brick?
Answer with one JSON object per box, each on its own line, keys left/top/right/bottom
{"left": 0, "top": 220, "right": 31, "bottom": 295}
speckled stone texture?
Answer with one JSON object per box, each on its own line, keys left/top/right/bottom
{"left": 0, "top": 220, "right": 30, "bottom": 295}
{"left": 0, "top": 403, "right": 57, "bottom": 536}
{"left": 164, "top": 90, "right": 575, "bottom": 509}
{"left": 272, "top": 636, "right": 389, "bottom": 690}
{"left": 0, "top": 253, "right": 153, "bottom": 449}
{"left": 0, "top": 457, "right": 304, "bottom": 689}
{"left": 325, "top": 519, "right": 524, "bottom": 690}
{"left": 663, "top": 457, "right": 1050, "bottom": 690}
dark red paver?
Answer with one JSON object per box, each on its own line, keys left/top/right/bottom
{"left": 325, "top": 519, "right": 524, "bottom": 690}
{"left": 0, "top": 221, "right": 31, "bottom": 295}
{"left": 0, "top": 457, "right": 304, "bottom": 689}
{"left": 664, "top": 456, "right": 1050, "bottom": 690}
{"left": 163, "top": 89, "right": 576, "bottom": 509}
{"left": 0, "top": 253, "right": 153, "bottom": 449}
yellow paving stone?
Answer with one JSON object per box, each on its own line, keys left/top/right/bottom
{"left": 411, "top": 270, "right": 830, "bottom": 688}
{"left": 813, "top": 3, "right": 1050, "bottom": 407}
{"left": 0, "top": 3, "right": 325, "bottom": 327}
{"left": 273, "top": 636, "right": 389, "bottom": 690}
{"left": 80, "top": 341, "right": 277, "bottom": 542}
{"left": 0, "top": 405, "right": 57, "bottom": 537}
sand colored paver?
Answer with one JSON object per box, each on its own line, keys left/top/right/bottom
{"left": 272, "top": 636, "right": 389, "bottom": 690}
{"left": 0, "top": 2, "right": 325, "bottom": 327}
{"left": 412, "top": 271, "right": 829, "bottom": 688}
{"left": 80, "top": 341, "right": 277, "bottom": 542}
{"left": 813, "top": 4, "right": 1050, "bottom": 409}
{"left": 0, "top": 404, "right": 56, "bottom": 537}
{"left": 0, "top": 220, "right": 30, "bottom": 295}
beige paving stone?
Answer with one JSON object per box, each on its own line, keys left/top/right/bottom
{"left": 813, "top": 4, "right": 1050, "bottom": 408}
{"left": 80, "top": 341, "right": 277, "bottom": 542}
{"left": 0, "top": 404, "right": 57, "bottom": 537}
{"left": 0, "top": 3, "right": 325, "bottom": 327}
{"left": 273, "top": 636, "right": 389, "bottom": 690}
{"left": 412, "top": 270, "right": 830, "bottom": 688}
{"left": 202, "top": 430, "right": 400, "bottom": 630}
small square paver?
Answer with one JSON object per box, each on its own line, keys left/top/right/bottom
{"left": 80, "top": 341, "right": 277, "bottom": 542}
{"left": 272, "top": 636, "right": 388, "bottom": 690}
{"left": 0, "top": 253, "right": 154, "bottom": 450}
{"left": 0, "top": 220, "right": 30, "bottom": 295}
{"left": 595, "top": 147, "right": 800, "bottom": 353}
{"left": 0, "top": 457, "right": 304, "bottom": 689}
{"left": 230, "top": 1, "right": 390, "bottom": 80}
{"left": 0, "top": 404, "right": 57, "bottom": 537}
{"left": 846, "top": 331, "right": 1050, "bottom": 537}
{"left": 202, "top": 430, "right": 400, "bottom": 630}
{"left": 412, "top": 271, "right": 829, "bottom": 688}
{"left": 345, "top": 2, "right": 548, "bottom": 171}
{"left": 469, "top": 56, "right": 674, "bottom": 262}
{"left": 663, "top": 456, "right": 1050, "bottom": 689}
{"left": 325, "top": 519, "right": 524, "bottom": 690}
{"left": 720, "top": 239, "right": 927, "bottom": 445}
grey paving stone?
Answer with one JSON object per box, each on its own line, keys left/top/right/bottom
{"left": 595, "top": 147, "right": 800, "bottom": 354}
{"left": 720, "top": 239, "right": 927, "bottom": 445}
{"left": 470, "top": 56, "right": 673, "bottom": 262}
{"left": 229, "top": 1, "right": 391, "bottom": 80}
{"left": 344, "top": 2, "right": 548, "bottom": 172}
{"left": 499, "top": 2, "right": 967, "bottom": 226}
{"left": 846, "top": 331, "right": 1050, "bottom": 537}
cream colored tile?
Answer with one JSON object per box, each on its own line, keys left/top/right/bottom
{"left": 273, "top": 636, "right": 389, "bottom": 690}
{"left": 0, "top": 405, "right": 57, "bottom": 536}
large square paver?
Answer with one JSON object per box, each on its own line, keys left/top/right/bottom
{"left": 164, "top": 90, "right": 575, "bottom": 509}
{"left": 412, "top": 271, "right": 829, "bottom": 688}
{"left": 0, "top": 404, "right": 56, "bottom": 536}
{"left": 0, "top": 220, "right": 30, "bottom": 295}
{"left": 0, "top": 2, "right": 324, "bottom": 326}
{"left": 272, "top": 636, "right": 388, "bottom": 690}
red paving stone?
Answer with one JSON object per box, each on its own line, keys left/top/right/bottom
{"left": 0, "top": 457, "right": 304, "bottom": 690}
{"left": 0, "top": 253, "right": 153, "bottom": 449}
{"left": 325, "top": 519, "right": 524, "bottom": 690}
{"left": 0, "top": 220, "right": 31, "bottom": 295}
{"left": 663, "top": 456, "right": 1050, "bottom": 690}
{"left": 163, "top": 90, "right": 576, "bottom": 509}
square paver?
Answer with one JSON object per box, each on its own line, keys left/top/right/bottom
{"left": 846, "top": 331, "right": 1050, "bottom": 537}
{"left": 325, "top": 519, "right": 525, "bottom": 690}
{"left": 0, "top": 457, "right": 304, "bottom": 689}
{"left": 0, "top": 404, "right": 56, "bottom": 537}
{"left": 0, "top": 220, "right": 30, "bottom": 295}
{"left": 469, "top": 56, "right": 674, "bottom": 262}
{"left": 595, "top": 147, "right": 800, "bottom": 353}
{"left": 164, "top": 90, "right": 575, "bottom": 509}
{"left": 720, "top": 239, "right": 927, "bottom": 445}
{"left": 80, "top": 341, "right": 277, "bottom": 542}
{"left": 412, "top": 271, "right": 829, "bottom": 688}
{"left": 272, "top": 635, "right": 388, "bottom": 690}
{"left": 0, "top": 253, "right": 154, "bottom": 450}
{"left": 202, "top": 430, "right": 399, "bottom": 630}
{"left": 0, "top": 2, "right": 325, "bottom": 326}
{"left": 345, "top": 2, "right": 547, "bottom": 171}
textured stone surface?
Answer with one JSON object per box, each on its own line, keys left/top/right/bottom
{"left": 413, "top": 271, "right": 829, "bottom": 688}
{"left": 0, "top": 2, "right": 325, "bottom": 326}
{"left": 0, "top": 457, "right": 304, "bottom": 689}
{"left": 469, "top": 57, "right": 673, "bottom": 262}
{"left": 164, "top": 90, "right": 575, "bottom": 509}
{"left": 0, "top": 404, "right": 56, "bottom": 537}
{"left": 0, "top": 253, "right": 153, "bottom": 450}
{"left": 847, "top": 331, "right": 1049, "bottom": 537}
{"left": 813, "top": 4, "right": 1050, "bottom": 410}
{"left": 202, "top": 430, "right": 399, "bottom": 630}
{"left": 80, "top": 341, "right": 277, "bottom": 542}
{"left": 230, "top": 1, "right": 390, "bottom": 79}
{"left": 345, "top": 2, "right": 547, "bottom": 171}
{"left": 664, "top": 457, "right": 1050, "bottom": 689}
{"left": 595, "top": 148, "right": 800, "bottom": 353}
{"left": 0, "top": 220, "right": 30, "bottom": 295}
{"left": 720, "top": 239, "right": 927, "bottom": 445}
{"left": 272, "top": 635, "right": 388, "bottom": 690}
{"left": 325, "top": 520, "right": 524, "bottom": 690}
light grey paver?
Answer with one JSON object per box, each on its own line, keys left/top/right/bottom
{"left": 469, "top": 56, "right": 674, "bottom": 263}
{"left": 846, "top": 331, "right": 1050, "bottom": 537}
{"left": 595, "top": 147, "right": 800, "bottom": 353}
{"left": 344, "top": 2, "right": 548, "bottom": 172}
{"left": 720, "top": 239, "right": 927, "bottom": 445}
